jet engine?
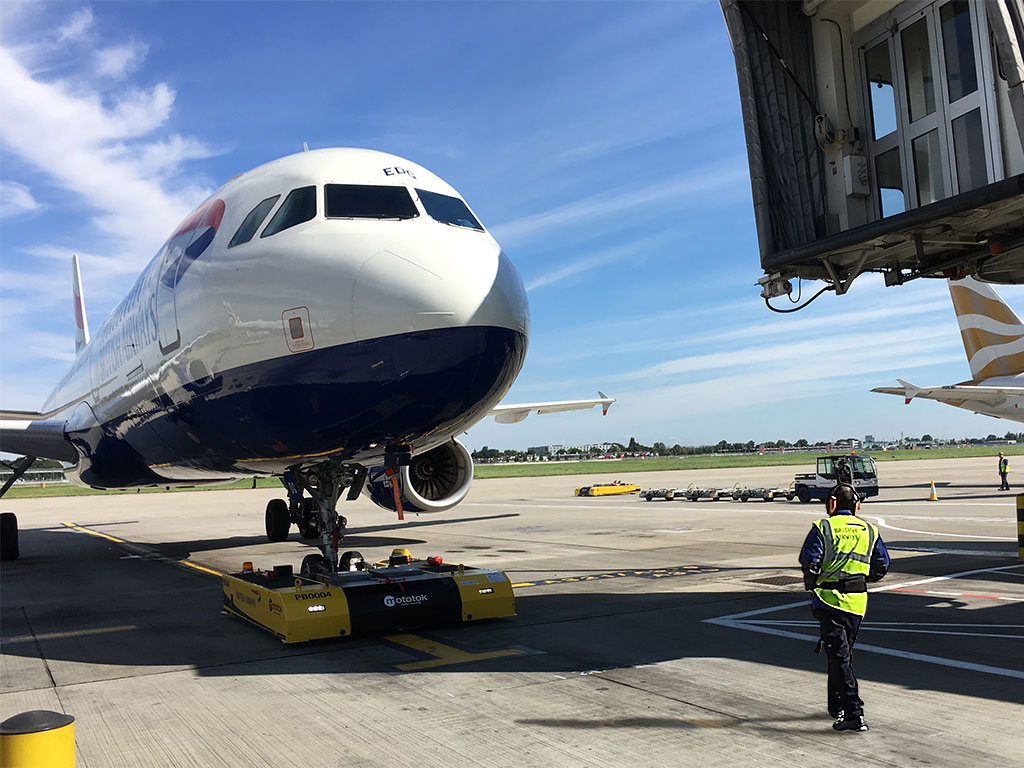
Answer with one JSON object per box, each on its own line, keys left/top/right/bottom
{"left": 364, "top": 439, "right": 474, "bottom": 514}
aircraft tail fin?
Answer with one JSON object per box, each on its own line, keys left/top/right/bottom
{"left": 948, "top": 276, "right": 1024, "bottom": 380}
{"left": 73, "top": 253, "right": 90, "bottom": 352}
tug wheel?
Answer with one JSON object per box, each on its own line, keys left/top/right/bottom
{"left": 0, "top": 512, "right": 19, "bottom": 561}
{"left": 265, "top": 498, "right": 290, "bottom": 542}
{"left": 301, "top": 553, "right": 329, "bottom": 578}
{"left": 796, "top": 486, "right": 811, "bottom": 504}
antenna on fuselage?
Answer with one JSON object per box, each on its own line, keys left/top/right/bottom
{"left": 303, "top": 142, "right": 309, "bottom": 152}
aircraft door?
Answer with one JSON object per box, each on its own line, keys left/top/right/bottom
{"left": 156, "top": 241, "right": 182, "bottom": 353}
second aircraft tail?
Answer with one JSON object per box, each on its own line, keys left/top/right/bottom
{"left": 948, "top": 276, "right": 1024, "bottom": 381}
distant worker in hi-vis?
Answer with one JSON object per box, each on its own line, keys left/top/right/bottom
{"left": 998, "top": 452, "right": 1010, "bottom": 491}
{"left": 799, "top": 484, "right": 890, "bottom": 732}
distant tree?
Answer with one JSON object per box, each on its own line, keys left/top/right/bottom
{"left": 1006, "top": 432, "right": 1019, "bottom": 441}
{"left": 795, "top": 439, "right": 809, "bottom": 448}
{"left": 627, "top": 437, "right": 640, "bottom": 452}
{"left": 921, "top": 434, "right": 933, "bottom": 442}
{"left": 987, "top": 434, "right": 999, "bottom": 441}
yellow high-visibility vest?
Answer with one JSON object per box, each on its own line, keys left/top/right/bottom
{"left": 812, "top": 514, "right": 879, "bottom": 616}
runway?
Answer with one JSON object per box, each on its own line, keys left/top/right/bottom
{"left": 2, "top": 455, "right": 1022, "bottom": 766}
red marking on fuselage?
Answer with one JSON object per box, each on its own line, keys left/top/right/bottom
{"left": 170, "top": 198, "right": 226, "bottom": 240}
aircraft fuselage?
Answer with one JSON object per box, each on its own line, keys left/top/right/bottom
{"left": 41, "top": 149, "right": 529, "bottom": 488}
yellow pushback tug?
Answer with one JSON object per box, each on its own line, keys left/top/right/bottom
{"left": 222, "top": 550, "right": 515, "bottom": 643}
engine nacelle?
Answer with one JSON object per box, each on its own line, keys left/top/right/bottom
{"left": 364, "top": 439, "right": 474, "bottom": 514}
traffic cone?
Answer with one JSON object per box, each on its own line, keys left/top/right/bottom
{"left": 928, "top": 481, "right": 939, "bottom": 501}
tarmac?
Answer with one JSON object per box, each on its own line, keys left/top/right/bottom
{"left": 1, "top": 455, "right": 1022, "bottom": 767}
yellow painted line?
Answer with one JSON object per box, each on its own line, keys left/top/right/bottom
{"left": 179, "top": 560, "right": 224, "bottom": 577}
{"left": 63, "top": 521, "right": 223, "bottom": 578}
{"left": 511, "top": 582, "right": 534, "bottom": 588}
{"left": 4, "top": 624, "right": 137, "bottom": 644}
{"left": 62, "top": 521, "right": 129, "bottom": 544}
{"left": 385, "top": 632, "right": 523, "bottom": 671}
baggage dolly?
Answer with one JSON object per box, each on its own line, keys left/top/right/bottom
{"left": 222, "top": 550, "right": 515, "bottom": 643}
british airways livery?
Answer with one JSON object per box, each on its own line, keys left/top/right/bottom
{"left": 0, "top": 148, "right": 613, "bottom": 573}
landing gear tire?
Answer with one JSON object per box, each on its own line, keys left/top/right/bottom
{"left": 0, "top": 512, "right": 19, "bottom": 561}
{"left": 796, "top": 486, "right": 811, "bottom": 504}
{"left": 298, "top": 499, "right": 319, "bottom": 539}
{"left": 265, "top": 498, "right": 290, "bottom": 542}
{"left": 300, "top": 553, "right": 328, "bottom": 578}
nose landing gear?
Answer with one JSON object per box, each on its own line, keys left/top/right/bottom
{"left": 271, "top": 463, "right": 367, "bottom": 575}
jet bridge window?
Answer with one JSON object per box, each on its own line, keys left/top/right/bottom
{"left": 324, "top": 184, "right": 418, "bottom": 219}
{"left": 229, "top": 195, "right": 280, "bottom": 248}
{"left": 415, "top": 189, "right": 484, "bottom": 231}
{"left": 261, "top": 186, "right": 316, "bottom": 238}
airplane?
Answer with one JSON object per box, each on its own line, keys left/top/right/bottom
{"left": 873, "top": 275, "right": 1024, "bottom": 423}
{"left": 0, "top": 148, "right": 615, "bottom": 572}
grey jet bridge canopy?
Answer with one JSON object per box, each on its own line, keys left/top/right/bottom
{"left": 721, "top": 0, "right": 1024, "bottom": 306}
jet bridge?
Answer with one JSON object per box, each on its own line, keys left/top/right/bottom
{"left": 721, "top": 0, "right": 1024, "bottom": 307}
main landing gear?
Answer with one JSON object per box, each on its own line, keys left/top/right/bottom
{"left": 265, "top": 463, "right": 368, "bottom": 577}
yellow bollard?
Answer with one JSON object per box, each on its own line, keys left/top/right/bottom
{"left": 0, "top": 711, "right": 75, "bottom": 767}
{"left": 1017, "top": 495, "right": 1024, "bottom": 562}
{"left": 927, "top": 481, "right": 939, "bottom": 501}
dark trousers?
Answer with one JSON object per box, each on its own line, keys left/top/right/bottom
{"left": 812, "top": 602, "right": 864, "bottom": 718}
{"left": 1000, "top": 471, "right": 1010, "bottom": 490}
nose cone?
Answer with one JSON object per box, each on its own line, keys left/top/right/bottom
{"left": 351, "top": 233, "right": 529, "bottom": 342}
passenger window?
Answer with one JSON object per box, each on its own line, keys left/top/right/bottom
{"left": 415, "top": 189, "right": 484, "bottom": 231}
{"left": 325, "top": 184, "right": 418, "bottom": 219}
{"left": 229, "top": 195, "right": 280, "bottom": 248}
{"left": 261, "top": 186, "right": 316, "bottom": 238}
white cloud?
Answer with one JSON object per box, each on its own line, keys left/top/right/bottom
{"left": 94, "top": 41, "right": 147, "bottom": 79}
{"left": 0, "top": 181, "right": 41, "bottom": 218}
{"left": 491, "top": 158, "right": 749, "bottom": 246}
{"left": 526, "top": 238, "right": 663, "bottom": 291}
{"left": 58, "top": 8, "right": 94, "bottom": 43}
{"left": 0, "top": 47, "right": 215, "bottom": 271}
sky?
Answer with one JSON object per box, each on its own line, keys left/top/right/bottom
{"left": 2, "top": 0, "right": 1024, "bottom": 455}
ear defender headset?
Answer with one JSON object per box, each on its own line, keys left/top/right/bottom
{"left": 827, "top": 483, "right": 859, "bottom": 513}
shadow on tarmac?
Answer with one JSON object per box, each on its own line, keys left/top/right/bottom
{"left": 2, "top": 527, "right": 1021, "bottom": 707}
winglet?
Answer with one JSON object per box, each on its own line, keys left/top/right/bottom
{"left": 897, "top": 378, "right": 920, "bottom": 404}
{"left": 72, "top": 253, "right": 90, "bottom": 352}
{"left": 598, "top": 391, "right": 615, "bottom": 416}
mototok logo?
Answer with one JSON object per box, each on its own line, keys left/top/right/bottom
{"left": 384, "top": 593, "right": 428, "bottom": 608}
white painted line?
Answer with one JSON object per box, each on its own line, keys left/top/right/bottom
{"left": 890, "top": 546, "right": 1013, "bottom": 557}
{"left": 866, "top": 515, "right": 1015, "bottom": 541}
{"left": 749, "top": 622, "right": 1024, "bottom": 640}
{"left": 704, "top": 617, "right": 1024, "bottom": 679}
{"left": 746, "top": 621, "right": 1024, "bottom": 628}
{"left": 704, "top": 563, "right": 1024, "bottom": 679}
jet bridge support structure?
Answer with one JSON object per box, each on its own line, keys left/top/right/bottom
{"left": 721, "top": 0, "right": 1024, "bottom": 306}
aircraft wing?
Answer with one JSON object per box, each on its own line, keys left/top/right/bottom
{"left": 489, "top": 392, "right": 616, "bottom": 424}
{"left": 0, "top": 411, "right": 78, "bottom": 463}
{"left": 871, "top": 380, "right": 1024, "bottom": 406}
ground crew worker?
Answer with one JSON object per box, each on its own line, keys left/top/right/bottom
{"left": 998, "top": 452, "right": 1010, "bottom": 491}
{"left": 799, "top": 483, "right": 889, "bottom": 732}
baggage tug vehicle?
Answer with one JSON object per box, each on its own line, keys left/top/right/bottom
{"left": 222, "top": 550, "right": 515, "bottom": 643}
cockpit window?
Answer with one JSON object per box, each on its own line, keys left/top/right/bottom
{"left": 325, "top": 184, "right": 418, "bottom": 220}
{"left": 261, "top": 186, "right": 316, "bottom": 238}
{"left": 229, "top": 195, "right": 280, "bottom": 247}
{"left": 415, "top": 189, "right": 484, "bottom": 231}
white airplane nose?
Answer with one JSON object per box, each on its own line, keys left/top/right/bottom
{"left": 350, "top": 239, "right": 528, "bottom": 342}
